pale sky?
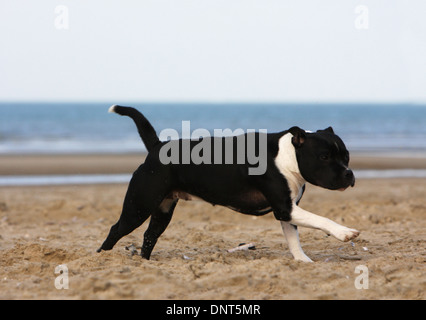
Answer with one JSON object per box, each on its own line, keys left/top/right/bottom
{"left": 1, "top": 0, "right": 426, "bottom": 103}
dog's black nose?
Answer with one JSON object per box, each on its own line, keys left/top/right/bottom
{"left": 345, "top": 169, "right": 353, "bottom": 178}
{"left": 345, "top": 169, "right": 355, "bottom": 187}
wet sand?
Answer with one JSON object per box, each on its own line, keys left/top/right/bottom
{"left": 1, "top": 153, "right": 426, "bottom": 176}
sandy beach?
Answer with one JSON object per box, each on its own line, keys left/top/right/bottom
{"left": 0, "top": 154, "right": 425, "bottom": 300}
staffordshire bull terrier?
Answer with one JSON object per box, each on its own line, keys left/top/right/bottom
{"left": 97, "top": 105, "right": 359, "bottom": 262}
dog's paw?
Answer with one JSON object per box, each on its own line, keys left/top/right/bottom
{"left": 294, "top": 254, "right": 314, "bottom": 263}
{"left": 332, "top": 226, "right": 360, "bottom": 242}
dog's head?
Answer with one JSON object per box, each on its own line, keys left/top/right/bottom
{"left": 289, "top": 126, "right": 355, "bottom": 191}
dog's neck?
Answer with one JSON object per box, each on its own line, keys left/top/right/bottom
{"left": 274, "top": 133, "right": 306, "bottom": 201}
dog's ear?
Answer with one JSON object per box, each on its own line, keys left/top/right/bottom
{"left": 317, "top": 126, "right": 334, "bottom": 134}
{"left": 288, "top": 126, "right": 306, "bottom": 148}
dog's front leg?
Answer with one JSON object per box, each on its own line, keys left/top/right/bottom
{"left": 289, "top": 204, "right": 360, "bottom": 242}
{"left": 280, "top": 222, "right": 313, "bottom": 262}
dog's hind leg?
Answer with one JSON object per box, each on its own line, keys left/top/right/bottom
{"left": 96, "top": 197, "right": 150, "bottom": 253}
{"left": 97, "top": 164, "right": 172, "bottom": 253}
{"left": 141, "top": 198, "right": 178, "bottom": 260}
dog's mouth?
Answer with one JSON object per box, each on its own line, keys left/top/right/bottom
{"left": 338, "top": 177, "right": 355, "bottom": 191}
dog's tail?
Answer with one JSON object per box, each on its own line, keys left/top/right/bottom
{"left": 109, "top": 105, "right": 160, "bottom": 152}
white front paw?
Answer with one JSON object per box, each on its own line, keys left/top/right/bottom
{"left": 294, "top": 253, "right": 314, "bottom": 263}
{"left": 332, "top": 226, "right": 360, "bottom": 242}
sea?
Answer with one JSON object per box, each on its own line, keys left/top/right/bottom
{"left": 1, "top": 102, "right": 425, "bottom": 185}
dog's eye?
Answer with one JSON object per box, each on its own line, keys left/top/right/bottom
{"left": 319, "top": 154, "right": 329, "bottom": 161}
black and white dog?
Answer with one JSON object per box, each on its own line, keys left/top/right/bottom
{"left": 97, "top": 105, "right": 359, "bottom": 262}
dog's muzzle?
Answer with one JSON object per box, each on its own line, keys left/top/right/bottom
{"left": 339, "top": 169, "right": 355, "bottom": 191}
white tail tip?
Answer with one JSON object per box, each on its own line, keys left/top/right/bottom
{"left": 108, "top": 105, "right": 118, "bottom": 113}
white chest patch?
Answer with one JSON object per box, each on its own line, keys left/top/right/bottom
{"left": 274, "top": 133, "right": 306, "bottom": 201}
